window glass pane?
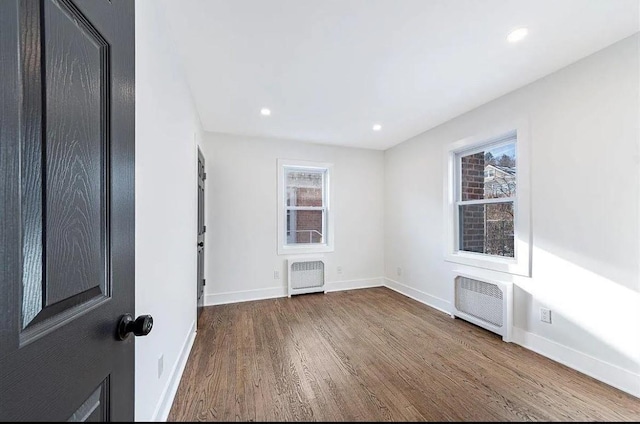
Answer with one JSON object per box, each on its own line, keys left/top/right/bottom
{"left": 286, "top": 169, "right": 324, "bottom": 207}
{"left": 286, "top": 210, "right": 324, "bottom": 244}
{"left": 460, "top": 142, "right": 516, "bottom": 201}
{"left": 459, "top": 202, "right": 514, "bottom": 257}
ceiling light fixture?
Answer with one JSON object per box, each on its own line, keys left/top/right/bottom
{"left": 507, "top": 27, "right": 528, "bottom": 43}
{"left": 260, "top": 108, "right": 271, "bottom": 116}
{"left": 372, "top": 124, "right": 382, "bottom": 131}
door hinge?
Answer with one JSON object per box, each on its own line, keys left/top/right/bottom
{"left": 203, "top": 172, "right": 207, "bottom": 180}
{"left": 203, "top": 225, "right": 206, "bottom": 233}
{"left": 202, "top": 279, "right": 206, "bottom": 286}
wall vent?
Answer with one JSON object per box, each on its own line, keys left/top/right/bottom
{"left": 453, "top": 274, "right": 512, "bottom": 342}
{"left": 288, "top": 258, "right": 325, "bottom": 297}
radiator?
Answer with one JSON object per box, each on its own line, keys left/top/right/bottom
{"left": 287, "top": 258, "right": 325, "bottom": 297}
{"left": 453, "top": 274, "right": 513, "bottom": 342}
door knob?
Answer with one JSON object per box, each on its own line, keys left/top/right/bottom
{"left": 118, "top": 314, "right": 153, "bottom": 340}
{"left": 197, "top": 242, "right": 204, "bottom": 247}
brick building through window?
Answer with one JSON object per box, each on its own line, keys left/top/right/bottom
{"left": 457, "top": 141, "right": 516, "bottom": 257}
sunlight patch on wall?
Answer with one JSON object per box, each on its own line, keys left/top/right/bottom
{"left": 516, "top": 247, "right": 640, "bottom": 369}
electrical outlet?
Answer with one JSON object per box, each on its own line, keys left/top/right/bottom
{"left": 540, "top": 307, "right": 552, "bottom": 324}
{"left": 274, "top": 270, "right": 280, "bottom": 279}
{"left": 396, "top": 267, "right": 402, "bottom": 276}
{"left": 337, "top": 266, "right": 342, "bottom": 274}
{"left": 158, "top": 354, "right": 164, "bottom": 379}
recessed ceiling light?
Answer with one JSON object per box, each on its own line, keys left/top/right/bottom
{"left": 260, "top": 108, "right": 271, "bottom": 116}
{"left": 372, "top": 124, "right": 382, "bottom": 131}
{"left": 507, "top": 27, "right": 528, "bottom": 43}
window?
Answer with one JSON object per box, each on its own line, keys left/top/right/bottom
{"left": 277, "top": 159, "right": 333, "bottom": 255}
{"left": 445, "top": 125, "right": 531, "bottom": 276}
{"left": 458, "top": 140, "right": 516, "bottom": 257}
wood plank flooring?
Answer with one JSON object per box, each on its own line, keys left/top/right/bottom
{"left": 168, "top": 287, "right": 640, "bottom": 421}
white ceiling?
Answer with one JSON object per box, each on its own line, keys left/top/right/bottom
{"left": 161, "top": 0, "right": 639, "bottom": 150}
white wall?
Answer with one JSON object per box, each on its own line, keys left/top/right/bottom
{"left": 135, "top": 1, "right": 203, "bottom": 420}
{"left": 384, "top": 34, "right": 640, "bottom": 396}
{"left": 202, "top": 133, "right": 385, "bottom": 304}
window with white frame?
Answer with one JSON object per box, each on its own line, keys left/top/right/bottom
{"left": 445, "top": 127, "right": 531, "bottom": 276}
{"left": 277, "top": 159, "right": 333, "bottom": 255}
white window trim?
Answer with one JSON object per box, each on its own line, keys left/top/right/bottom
{"left": 443, "top": 120, "right": 531, "bottom": 277}
{"left": 277, "top": 158, "right": 334, "bottom": 255}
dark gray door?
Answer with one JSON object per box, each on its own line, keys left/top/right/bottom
{"left": 197, "top": 148, "right": 206, "bottom": 322}
{"left": 0, "top": 0, "right": 135, "bottom": 421}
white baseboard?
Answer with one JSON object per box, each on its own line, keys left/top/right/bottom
{"left": 205, "top": 277, "right": 385, "bottom": 306}
{"left": 205, "top": 286, "right": 288, "bottom": 306}
{"left": 512, "top": 327, "right": 640, "bottom": 398}
{"left": 151, "top": 320, "right": 197, "bottom": 422}
{"left": 325, "top": 277, "right": 384, "bottom": 292}
{"left": 384, "top": 277, "right": 451, "bottom": 315}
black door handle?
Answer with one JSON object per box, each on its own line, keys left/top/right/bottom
{"left": 197, "top": 242, "right": 204, "bottom": 247}
{"left": 117, "top": 314, "right": 153, "bottom": 340}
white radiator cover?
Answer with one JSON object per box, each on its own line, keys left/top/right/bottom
{"left": 453, "top": 273, "right": 513, "bottom": 342}
{"left": 287, "top": 257, "right": 325, "bottom": 297}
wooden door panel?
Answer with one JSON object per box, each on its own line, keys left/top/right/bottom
{"left": 43, "top": 0, "right": 109, "bottom": 306}
{"left": 21, "top": 0, "right": 111, "bottom": 345}
{"left": 68, "top": 378, "right": 109, "bottom": 422}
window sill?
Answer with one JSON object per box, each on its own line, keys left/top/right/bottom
{"left": 445, "top": 251, "right": 530, "bottom": 277}
{"left": 278, "top": 244, "right": 334, "bottom": 256}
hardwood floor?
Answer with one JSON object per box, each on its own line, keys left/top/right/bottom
{"left": 168, "top": 287, "right": 640, "bottom": 421}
